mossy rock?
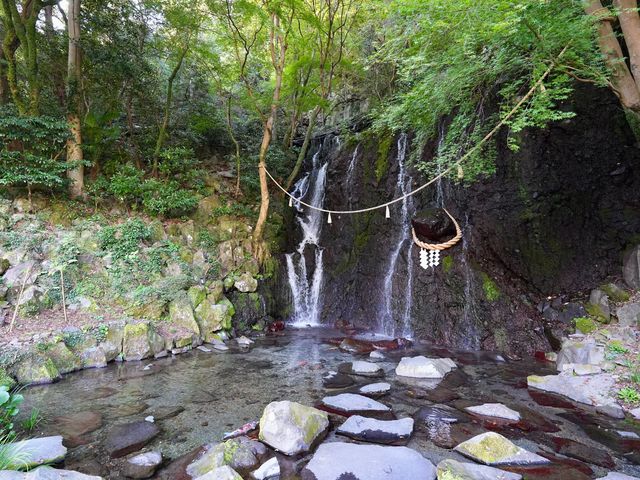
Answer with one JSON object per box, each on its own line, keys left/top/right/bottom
{"left": 585, "top": 303, "right": 610, "bottom": 324}
{"left": 207, "top": 280, "right": 224, "bottom": 303}
{"left": 122, "top": 322, "right": 166, "bottom": 361}
{"left": 11, "top": 353, "right": 61, "bottom": 385}
{"left": 0, "top": 367, "right": 16, "bottom": 389}
{"left": 128, "top": 299, "right": 168, "bottom": 321}
{"left": 46, "top": 342, "right": 82, "bottom": 374}
{"left": 480, "top": 273, "right": 501, "bottom": 302}
{"left": 168, "top": 291, "right": 200, "bottom": 335}
{"left": 600, "top": 283, "right": 631, "bottom": 303}
{"left": 574, "top": 316, "right": 597, "bottom": 334}
{"left": 188, "top": 285, "right": 207, "bottom": 308}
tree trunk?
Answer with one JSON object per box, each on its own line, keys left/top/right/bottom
{"left": 66, "top": 0, "right": 84, "bottom": 197}
{"left": 615, "top": 0, "right": 640, "bottom": 83}
{"left": 0, "top": 45, "right": 9, "bottom": 104}
{"left": 285, "top": 104, "right": 320, "bottom": 190}
{"left": 44, "top": 5, "right": 66, "bottom": 107}
{"left": 152, "top": 44, "right": 188, "bottom": 177}
{"left": 585, "top": 0, "right": 640, "bottom": 111}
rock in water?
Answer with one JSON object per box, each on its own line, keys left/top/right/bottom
{"left": 321, "top": 394, "right": 391, "bottom": 415}
{"left": 411, "top": 208, "right": 456, "bottom": 242}
{"left": 555, "top": 339, "right": 604, "bottom": 371}
{"left": 104, "top": 421, "right": 160, "bottom": 458}
{"left": 300, "top": 442, "right": 436, "bottom": 480}
{"left": 436, "top": 459, "right": 522, "bottom": 480}
{"left": 186, "top": 437, "right": 262, "bottom": 477}
{"left": 465, "top": 403, "right": 521, "bottom": 421}
{"left": 252, "top": 458, "right": 280, "bottom": 480}
{"left": 322, "top": 371, "right": 354, "bottom": 389}
{"left": 124, "top": 451, "right": 162, "bottom": 479}
{"left": 336, "top": 416, "right": 414, "bottom": 445}
{"left": 2, "top": 436, "right": 67, "bottom": 469}
{"left": 0, "top": 466, "right": 103, "bottom": 479}
{"left": 192, "top": 465, "right": 243, "bottom": 480}
{"left": 527, "top": 372, "right": 624, "bottom": 418}
{"left": 350, "top": 361, "right": 383, "bottom": 377}
{"left": 258, "top": 401, "right": 329, "bottom": 456}
{"left": 454, "top": 432, "right": 550, "bottom": 466}
{"left": 358, "top": 383, "right": 391, "bottom": 396}
{"left": 598, "top": 474, "right": 640, "bottom": 480}
{"left": 395, "top": 356, "right": 456, "bottom": 379}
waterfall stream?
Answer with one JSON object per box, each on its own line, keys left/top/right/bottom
{"left": 285, "top": 145, "right": 329, "bottom": 326}
{"left": 379, "top": 133, "right": 415, "bottom": 338}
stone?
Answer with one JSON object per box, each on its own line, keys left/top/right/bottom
{"left": 11, "top": 353, "right": 61, "bottom": 385}
{"left": 195, "top": 195, "right": 221, "bottom": 222}
{"left": 236, "top": 336, "right": 254, "bottom": 347}
{"left": 195, "top": 300, "right": 234, "bottom": 340}
{"left": 465, "top": 403, "right": 521, "bottom": 421}
{"left": 0, "top": 367, "right": 16, "bottom": 389}
{"left": 79, "top": 346, "right": 108, "bottom": 369}
{"left": 300, "top": 442, "right": 436, "bottom": 480}
{"left": 588, "top": 289, "right": 610, "bottom": 321}
{"left": 631, "top": 407, "right": 640, "bottom": 420}
{"left": 258, "top": 401, "right": 329, "bottom": 456}
{"left": 124, "top": 451, "right": 162, "bottom": 479}
{"left": 207, "top": 280, "right": 224, "bottom": 303}
{"left": 45, "top": 342, "right": 82, "bottom": 374}
{"left": 188, "top": 286, "right": 207, "bottom": 309}
{"left": 412, "top": 208, "right": 456, "bottom": 242}
{"left": 436, "top": 459, "right": 523, "bottom": 480}
{"left": 358, "top": 382, "right": 391, "bottom": 396}
{"left": 601, "top": 283, "right": 630, "bottom": 302}
{"left": 322, "top": 371, "right": 354, "bottom": 389}
{"left": 2, "top": 260, "right": 40, "bottom": 288}
{"left": 252, "top": 457, "right": 279, "bottom": 480}
{"left": 0, "top": 258, "right": 9, "bottom": 275}
{"left": 2, "top": 436, "right": 67, "bottom": 469}
{"left": 617, "top": 302, "right": 640, "bottom": 327}
{"left": 104, "top": 421, "right": 160, "bottom": 458}
{"left": 321, "top": 393, "right": 391, "bottom": 415}
{"left": 527, "top": 372, "right": 624, "bottom": 418}
{"left": 370, "top": 351, "right": 385, "bottom": 360}
{"left": 350, "top": 361, "right": 383, "bottom": 376}
{"left": 454, "top": 432, "right": 550, "bottom": 466}
{"left": 561, "top": 363, "right": 602, "bottom": 375}
{"left": 414, "top": 405, "right": 469, "bottom": 425}
{"left": 186, "top": 438, "right": 261, "bottom": 477}
{"left": 336, "top": 416, "right": 414, "bottom": 445}
{"left": 53, "top": 411, "right": 103, "bottom": 441}
{"left": 193, "top": 466, "right": 243, "bottom": 480}
{"left": 168, "top": 292, "right": 200, "bottom": 335}
{"left": 395, "top": 356, "right": 456, "bottom": 379}
{"left": 623, "top": 245, "right": 640, "bottom": 289}
{"left": 0, "top": 466, "right": 103, "bottom": 479}
{"left": 100, "top": 321, "right": 125, "bottom": 362}
{"left": 122, "top": 323, "right": 165, "bottom": 361}
{"left": 598, "top": 474, "right": 640, "bottom": 480}
{"left": 234, "top": 272, "right": 258, "bottom": 293}
{"left": 556, "top": 339, "right": 604, "bottom": 371}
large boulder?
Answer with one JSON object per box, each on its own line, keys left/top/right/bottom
{"left": 454, "top": 432, "right": 549, "bottom": 466}
{"left": 192, "top": 466, "right": 242, "bottom": 480}
{"left": 411, "top": 208, "right": 456, "bottom": 242}
{"left": 623, "top": 245, "right": 640, "bottom": 289}
{"left": 186, "top": 438, "right": 262, "bottom": 477}
{"left": 556, "top": 338, "right": 604, "bottom": 371}
{"left": 99, "top": 321, "right": 125, "bottom": 362}
{"left": 234, "top": 273, "right": 258, "bottom": 293}
{"left": 259, "top": 401, "right": 329, "bottom": 456}
{"left": 194, "top": 298, "right": 234, "bottom": 341}
{"left": 301, "top": 442, "right": 436, "bottom": 480}
{"left": 2, "top": 260, "right": 40, "bottom": 289}
{"left": 2, "top": 436, "right": 67, "bottom": 470}
{"left": 11, "top": 353, "right": 61, "bottom": 385}
{"left": 617, "top": 302, "right": 640, "bottom": 327}
{"left": 168, "top": 291, "right": 200, "bottom": 335}
{"left": 395, "top": 356, "right": 456, "bottom": 379}
{"left": 436, "top": 459, "right": 522, "bottom": 480}
{"left": 188, "top": 286, "right": 207, "bottom": 309}
{"left": 122, "top": 323, "right": 165, "bottom": 361}
{"left": 45, "top": 342, "right": 82, "bottom": 374}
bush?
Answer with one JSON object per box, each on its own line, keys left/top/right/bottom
{"left": 108, "top": 164, "right": 144, "bottom": 204}
{"left": 142, "top": 180, "right": 199, "bottom": 218}
{"left": 98, "top": 218, "right": 151, "bottom": 260}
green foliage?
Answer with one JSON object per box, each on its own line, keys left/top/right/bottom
{"left": 108, "top": 165, "right": 145, "bottom": 204}
{"left": 0, "top": 108, "right": 71, "bottom": 193}
{"left": 93, "top": 324, "right": 110, "bottom": 343}
{"left": 98, "top": 219, "right": 151, "bottom": 261}
{"left": 21, "top": 408, "right": 43, "bottom": 432}
{"left": 574, "top": 317, "right": 597, "bottom": 334}
{"left": 141, "top": 180, "right": 199, "bottom": 217}
{"left": 608, "top": 341, "right": 629, "bottom": 355}
{"left": 0, "top": 386, "right": 23, "bottom": 441}
{"left": 618, "top": 387, "right": 640, "bottom": 404}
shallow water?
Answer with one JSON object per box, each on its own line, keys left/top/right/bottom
{"left": 21, "top": 327, "right": 640, "bottom": 479}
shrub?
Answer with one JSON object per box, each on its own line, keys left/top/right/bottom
{"left": 98, "top": 218, "right": 151, "bottom": 260}
{"left": 618, "top": 387, "right": 640, "bottom": 404}
{"left": 108, "top": 164, "right": 145, "bottom": 205}
{"left": 141, "top": 180, "right": 199, "bottom": 218}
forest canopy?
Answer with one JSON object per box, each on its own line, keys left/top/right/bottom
{"left": 0, "top": 0, "right": 633, "bottom": 246}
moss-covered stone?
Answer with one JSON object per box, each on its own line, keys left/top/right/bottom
{"left": 0, "top": 367, "right": 16, "bottom": 389}
{"left": 600, "top": 283, "right": 631, "bottom": 303}
{"left": 456, "top": 432, "right": 519, "bottom": 463}
{"left": 122, "top": 322, "right": 165, "bottom": 361}
{"left": 585, "top": 303, "right": 610, "bottom": 323}
{"left": 46, "top": 341, "right": 82, "bottom": 374}
{"left": 188, "top": 285, "right": 207, "bottom": 308}
{"left": 12, "top": 353, "right": 61, "bottom": 385}
{"left": 168, "top": 291, "right": 200, "bottom": 334}
{"left": 574, "top": 316, "right": 597, "bottom": 334}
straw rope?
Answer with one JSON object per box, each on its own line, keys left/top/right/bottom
{"left": 411, "top": 208, "right": 462, "bottom": 251}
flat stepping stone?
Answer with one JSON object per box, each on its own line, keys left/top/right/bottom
{"left": 53, "top": 411, "right": 103, "bottom": 438}
{"left": 0, "top": 466, "right": 102, "bottom": 479}
{"left": 104, "top": 421, "right": 160, "bottom": 458}
{"left": 321, "top": 394, "right": 390, "bottom": 415}
{"left": 358, "top": 382, "right": 391, "bottom": 396}
{"left": 2, "top": 436, "right": 66, "bottom": 470}
{"left": 437, "top": 459, "right": 522, "bottom": 480}
{"left": 454, "top": 432, "right": 550, "bottom": 466}
{"left": 252, "top": 457, "right": 280, "bottom": 480}
{"left": 300, "top": 442, "right": 436, "bottom": 480}
{"left": 124, "top": 451, "right": 163, "bottom": 479}
{"left": 370, "top": 351, "right": 385, "bottom": 359}
{"left": 395, "top": 356, "right": 456, "bottom": 379}
{"left": 465, "top": 403, "right": 521, "bottom": 421}
{"left": 527, "top": 373, "right": 624, "bottom": 418}
{"left": 322, "top": 371, "right": 354, "bottom": 389}
{"left": 349, "top": 361, "right": 384, "bottom": 377}
{"left": 337, "top": 416, "right": 413, "bottom": 445}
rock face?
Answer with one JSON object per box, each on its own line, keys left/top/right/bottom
{"left": 395, "top": 356, "right": 456, "bottom": 379}
{"left": 300, "top": 442, "right": 436, "bottom": 480}
{"left": 2, "top": 436, "right": 67, "bottom": 470}
{"left": 623, "top": 245, "right": 640, "bottom": 289}
{"left": 104, "top": 421, "right": 160, "bottom": 458}
{"left": 436, "top": 459, "right": 522, "bottom": 480}
{"left": 281, "top": 84, "right": 640, "bottom": 353}
{"left": 555, "top": 339, "right": 604, "bottom": 371}
{"left": 412, "top": 208, "right": 456, "bottom": 242}
{"left": 0, "top": 466, "right": 103, "bottom": 479}
{"left": 321, "top": 394, "right": 391, "bottom": 415}
{"left": 465, "top": 403, "right": 521, "bottom": 421}
{"left": 454, "top": 432, "right": 549, "bottom": 466}
{"left": 258, "top": 401, "right": 329, "bottom": 456}
{"left": 336, "top": 416, "right": 414, "bottom": 445}
{"left": 124, "top": 451, "right": 162, "bottom": 479}
{"left": 527, "top": 372, "right": 623, "bottom": 418}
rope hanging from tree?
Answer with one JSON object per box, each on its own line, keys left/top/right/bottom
{"left": 263, "top": 45, "right": 569, "bottom": 269}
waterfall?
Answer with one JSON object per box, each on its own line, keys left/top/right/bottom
{"left": 460, "top": 214, "right": 480, "bottom": 349}
{"left": 346, "top": 143, "right": 361, "bottom": 206}
{"left": 285, "top": 145, "right": 329, "bottom": 326}
{"left": 379, "top": 133, "right": 415, "bottom": 338}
